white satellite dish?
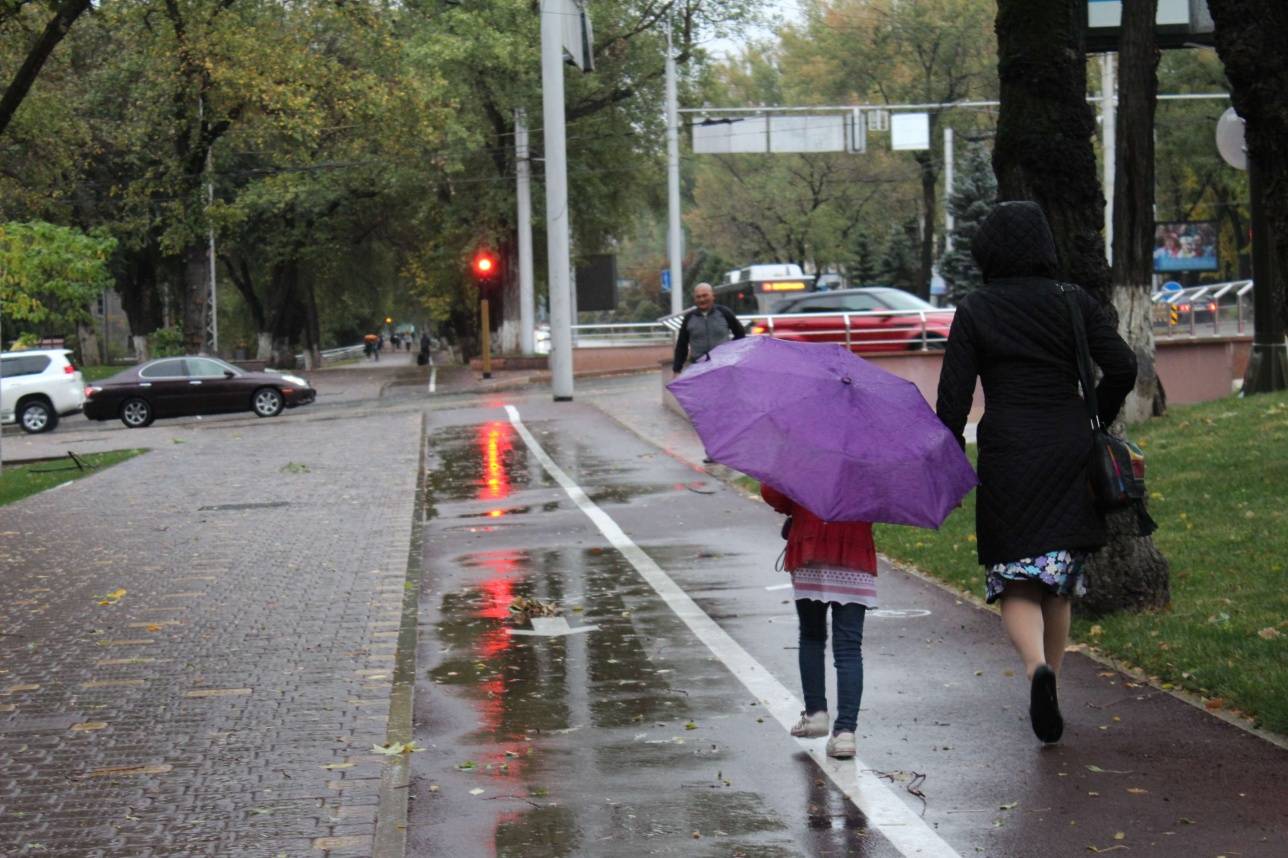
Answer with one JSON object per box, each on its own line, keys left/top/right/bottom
{"left": 1215, "top": 107, "right": 1247, "bottom": 171}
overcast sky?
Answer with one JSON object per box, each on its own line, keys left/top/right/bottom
{"left": 705, "top": 0, "right": 804, "bottom": 59}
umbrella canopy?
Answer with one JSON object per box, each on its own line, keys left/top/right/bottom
{"left": 668, "top": 336, "right": 977, "bottom": 528}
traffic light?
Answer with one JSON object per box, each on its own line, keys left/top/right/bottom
{"left": 472, "top": 249, "right": 501, "bottom": 291}
{"left": 385, "top": 316, "right": 393, "bottom": 325}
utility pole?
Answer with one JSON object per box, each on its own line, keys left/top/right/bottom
{"left": 540, "top": 0, "right": 574, "bottom": 401}
{"left": 1100, "top": 53, "right": 1116, "bottom": 267}
{"left": 665, "top": 19, "right": 683, "bottom": 317}
{"left": 515, "top": 109, "right": 536, "bottom": 355}
{"left": 943, "top": 126, "right": 955, "bottom": 251}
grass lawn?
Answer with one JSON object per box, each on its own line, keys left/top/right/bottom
{"left": 80, "top": 364, "right": 130, "bottom": 382}
{"left": 875, "top": 390, "right": 1288, "bottom": 735}
{"left": 0, "top": 449, "right": 146, "bottom": 507}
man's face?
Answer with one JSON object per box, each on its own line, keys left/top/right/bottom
{"left": 694, "top": 286, "right": 714, "bottom": 311}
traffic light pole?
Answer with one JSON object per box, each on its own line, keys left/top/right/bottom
{"left": 540, "top": 0, "right": 574, "bottom": 401}
{"left": 480, "top": 298, "right": 493, "bottom": 379}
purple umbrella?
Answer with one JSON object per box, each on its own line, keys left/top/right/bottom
{"left": 668, "top": 336, "right": 977, "bottom": 528}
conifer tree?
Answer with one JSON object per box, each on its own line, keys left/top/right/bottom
{"left": 938, "top": 142, "right": 996, "bottom": 302}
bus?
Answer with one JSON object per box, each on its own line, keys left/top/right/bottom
{"left": 712, "top": 264, "right": 817, "bottom": 314}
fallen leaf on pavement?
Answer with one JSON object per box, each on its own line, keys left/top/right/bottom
{"left": 469, "top": 788, "right": 485, "bottom": 796}
{"left": 1086, "top": 765, "right": 1133, "bottom": 774}
{"left": 1257, "top": 627, "right": 1281, "bottom": 640}
{"left": 96, "top": 589, "right": 127, "bottom": 606}
{"left": 371, "top": 742, "right": 422, "bottom": 755}
{"left": 1125, "top": 788, "right": 1148, "bottom": 795}
{"left": 999, "top": 801, "right": 1018, "bottom": 810}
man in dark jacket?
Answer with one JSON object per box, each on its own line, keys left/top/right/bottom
{"left": 671, "top": 282, "right": 746, "bottom": 373}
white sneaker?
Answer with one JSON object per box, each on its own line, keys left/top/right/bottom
{"left": 826, "top": 731, "right": 856, "bottom": 759}
{"left": 790, "top": 710, "right": 829, "bottom": 738}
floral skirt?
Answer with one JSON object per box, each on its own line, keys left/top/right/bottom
{"left": 985, "top": 549, "right": 1089, "bottom": 605}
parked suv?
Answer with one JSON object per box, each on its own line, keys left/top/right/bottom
{"left": 0, "top": 349, "right": 86, "bottom": 433}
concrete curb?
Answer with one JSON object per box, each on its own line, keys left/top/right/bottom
{"left": 373, "top": 413, "right": 427, "bottom": 858}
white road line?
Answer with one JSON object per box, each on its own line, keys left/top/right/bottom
{"left": 504, "top": 405, "right": 959, "bottom": 858}
{"left": 428, "top": 366, "right": 437, "bottom": 394}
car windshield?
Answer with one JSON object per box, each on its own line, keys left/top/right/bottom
{"left": 868, "top": 288, "right": 938, "bottom": 311}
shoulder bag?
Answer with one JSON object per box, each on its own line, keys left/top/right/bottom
{"left": 1058, "top": 284, "right": 1158, "bottom": 536}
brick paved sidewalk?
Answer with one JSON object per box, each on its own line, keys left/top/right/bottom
{"left": 0, "top": 412, "right": 422, "bottom": 857}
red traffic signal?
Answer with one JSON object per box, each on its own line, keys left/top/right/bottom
{"left": 472, "top": 251, "right": 499, "bottom": 281}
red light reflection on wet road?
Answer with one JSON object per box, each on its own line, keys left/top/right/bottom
{"left": 477, "top": 421, "right": 514, "bottom": 518}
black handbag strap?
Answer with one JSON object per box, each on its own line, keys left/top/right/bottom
{"left": 1057, "top": 283, "right": 1102, "bottom": 430}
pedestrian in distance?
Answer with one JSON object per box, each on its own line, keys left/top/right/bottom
{"left": 671, "top": 282, "right": 746, "bottom": 374}
{"left": 761, "top": 483, "right": 878, "bottom": 760}
{"left": 672, "top": 282, "right": 747, "bottom": 463}
{"left": 935, "top": 201, "right": 1137, "bottom": 745}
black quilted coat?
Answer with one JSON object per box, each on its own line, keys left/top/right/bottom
{"left": 935, "top": 202, "right": 1138, "bottom": 567}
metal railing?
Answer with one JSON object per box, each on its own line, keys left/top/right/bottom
{"left": 1151, "top": 280, "right": 1255, "bottom": 338}
{"left": 659, "top": 308, "right": 956, "bottom": 351}
{"left": 570, "top": 322, "right": 673, "bottom": 347}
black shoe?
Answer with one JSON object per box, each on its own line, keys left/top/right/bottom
{"left": 1030, "top": 664, "right": 1064, "bottom": 744}
{"left": 702, "top": 457, "right": 715, "bottom": 464}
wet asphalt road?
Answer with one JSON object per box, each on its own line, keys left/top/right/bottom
{"left": 407, "top": 393, "right": 1288, "bottom": 858}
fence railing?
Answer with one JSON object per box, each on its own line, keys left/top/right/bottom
{"left": 570, "top": 322, "right": 673, "bottom": 347}
{"left": 1151, "top": 280, "right": 1255, "bottom": 338}
{"left": 660, "top": 308, "right": 956, "bottom": 351}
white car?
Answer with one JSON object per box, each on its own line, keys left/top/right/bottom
{"left": 1, "top": 349, "right": 86, "bottom": 433}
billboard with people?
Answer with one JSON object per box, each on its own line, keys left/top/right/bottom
{"left": 1153, "top": 221, "right": 1219, "bottom": 273}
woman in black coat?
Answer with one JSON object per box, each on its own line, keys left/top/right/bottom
{"left": 936, "top": 201, "right": 1137, "bottom": 744}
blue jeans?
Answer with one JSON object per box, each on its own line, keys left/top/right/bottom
{"left": 796, "top": 599, "right": 866, "bottom": 734}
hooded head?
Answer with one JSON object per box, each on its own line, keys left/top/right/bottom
{"left": 971, "top": 200, "right": 1059, "bottom": 281}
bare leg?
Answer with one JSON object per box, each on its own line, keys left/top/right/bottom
{"left": 1040, "top": 594, "right": 1072, "bottom": 675}
{"left": 999, "top": 581, "right": 1048, "bottom": 680}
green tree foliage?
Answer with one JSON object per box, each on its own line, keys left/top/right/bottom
{"left": 1, "top": 0, "right": 765, "bottom": 359}
{"left": 938, "top": 142, "right": 995, "bottom": 300}
{"left": 783, "top": 0, "right": 997, "bottom": 298}
{"left": 687, "top": 42, "right": 917, "bottom": 276}
{"left": 0, "top": 220, "right": 114, "bottom": 339}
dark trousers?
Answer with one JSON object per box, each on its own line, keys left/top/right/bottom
{"left": 796, "top": 599, "right": 867, "bottom": 733}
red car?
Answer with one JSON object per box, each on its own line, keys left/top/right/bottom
{"left": 749, "top": 287, "right": 955, "bottom": 353}
{"left": 83, "top": 356, "right": 316, "bottom": 428}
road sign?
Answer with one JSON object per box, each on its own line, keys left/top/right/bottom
{"left": 661, "top": 269, "right": 671, "bottom": 292}
{"left": 1162, "top": 280, "right": 1183, "bottom": 292}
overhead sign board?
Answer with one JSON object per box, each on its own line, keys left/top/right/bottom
{"left": 1085, "top": 0, "right": 1214, "bottom": 51}
{"left": 561, "top": 0, "right": 594, "bottom": 72}
{"left": 890, "top": 112, "right": 930, "bottom": 151}
{"left": 692, "top": 113, "right": 865, "bottom": 155}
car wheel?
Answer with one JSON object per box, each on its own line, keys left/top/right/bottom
{"left": 120, "top": 397, "right": 154, "bottom": 428}
{"left": 252, "top": 387, "right": 284, "bottom": 418}
{"left": 18, "top": 399, "right": 55, "bottom": 434}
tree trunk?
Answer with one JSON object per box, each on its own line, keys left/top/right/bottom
{"left": 498, "top": 239, "right": 521, "bottom": 354}
{"left": 117, "top": 245, "right": 165, "bottom": 353}
{"left": 302, "top": 276, "right": 322, "bottom": 370}
{"left": 1111, "top": 0, "right": 1161, "bottom": 424}
{"left": 76, "top": 322, "right": 100, "bottom": 366}
{"left": 994, "top": 0, "right": 1168, "bottom": 616}
{"left": 0, "top": 0, "right": 92, "bottom": 140}
{"left": 1208, "top": 0, "right": 1288, "bottom": 335}
{"left": 256, "top": 332, "right": 273, "bottom": 361}
{"left": 182, "top": 244, "right": 207, "bottom": 354}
